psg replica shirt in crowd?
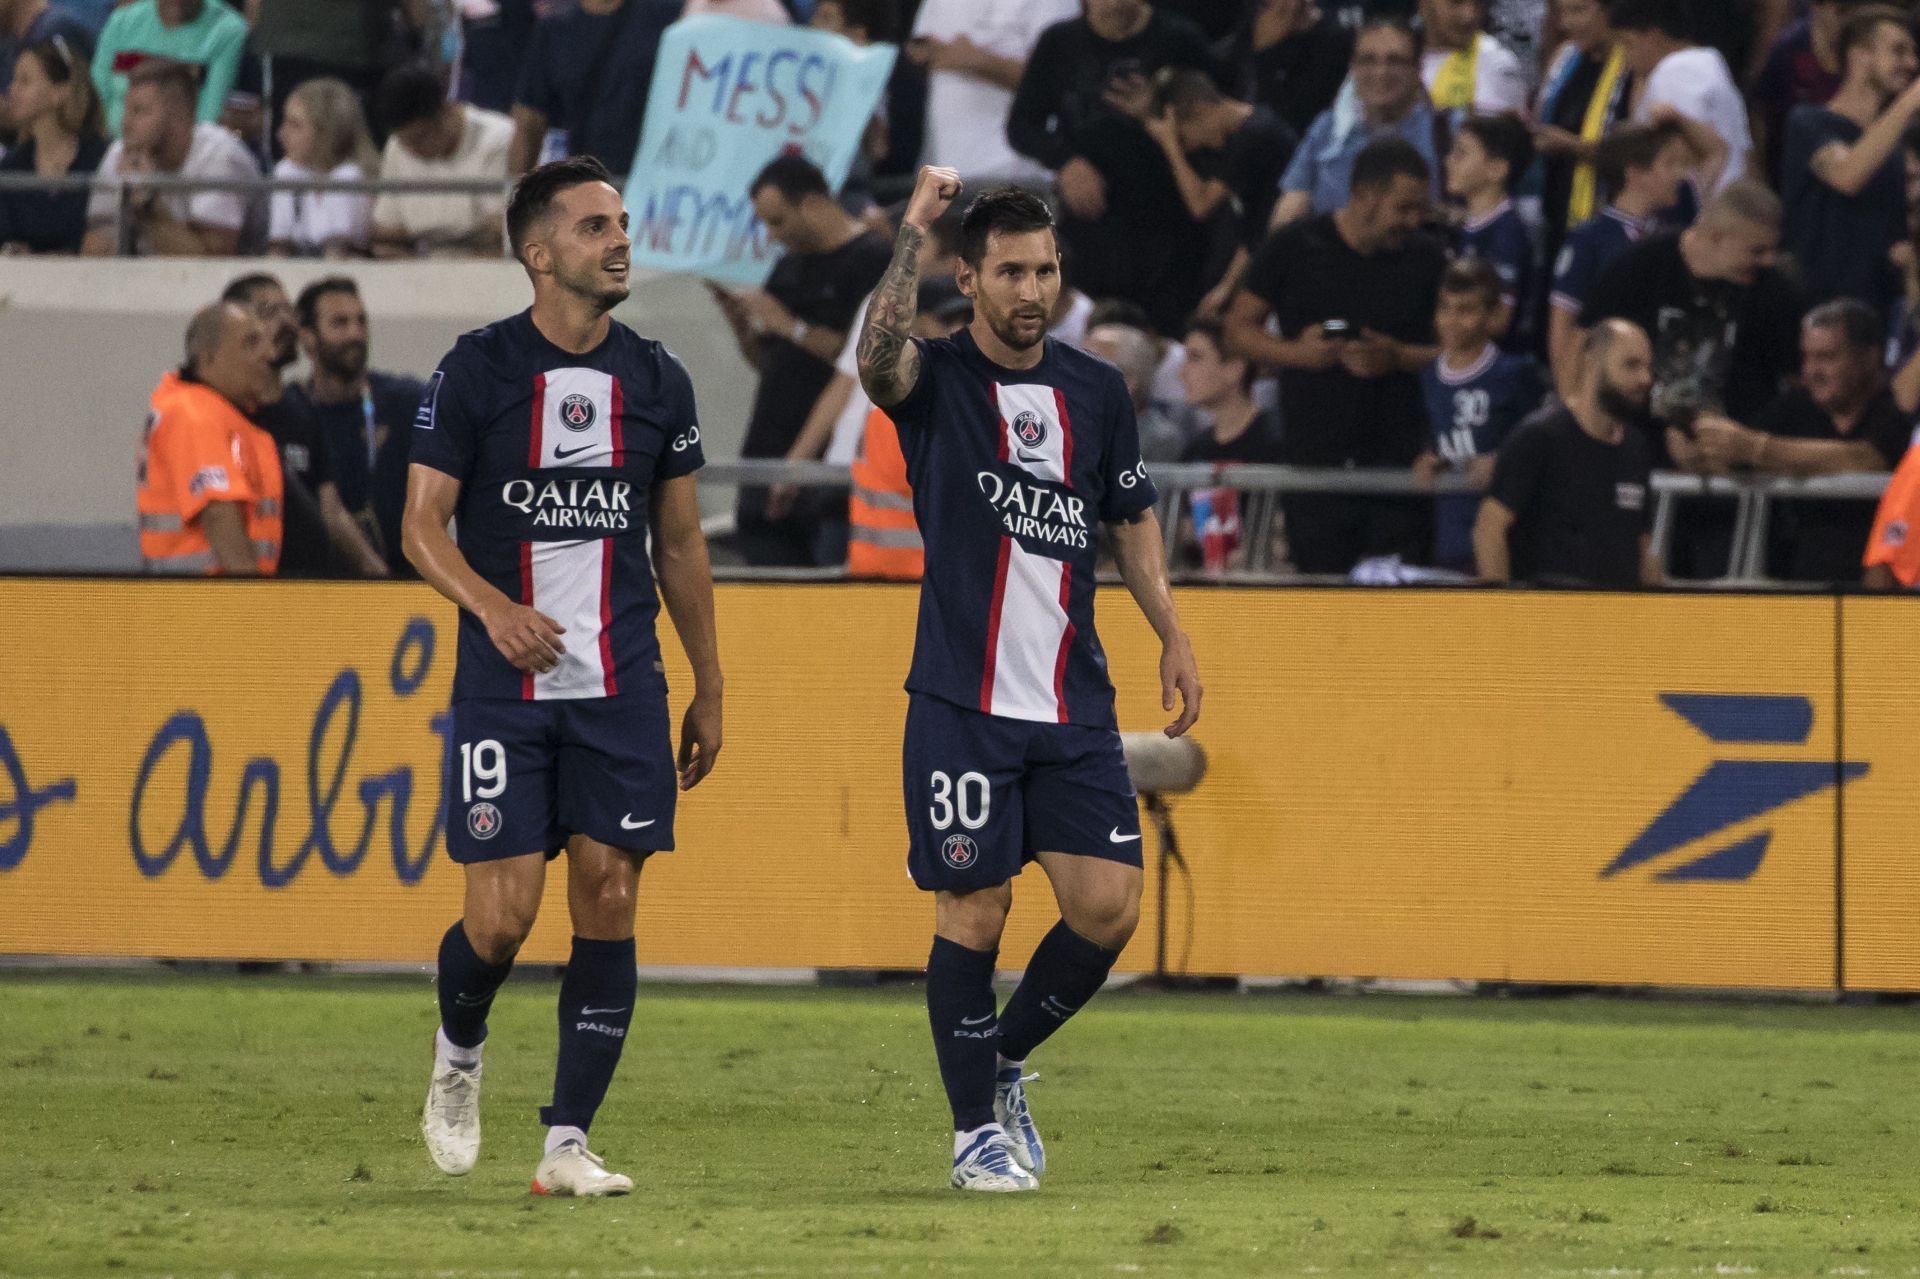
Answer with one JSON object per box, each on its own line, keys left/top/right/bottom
{"left": 411, "top": 310, "right": 704, "bottom": 702}
{"left": 887, "top": 327, "right": 1158, "bottom": 730}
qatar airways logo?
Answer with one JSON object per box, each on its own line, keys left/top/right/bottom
{"left": 976, "top": 472, "right": 1089, "bottom": 550}
{"left": 501, "top": 478, "right": 633, "bottom": 531}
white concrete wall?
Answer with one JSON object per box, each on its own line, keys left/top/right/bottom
{"left": 0, "top": 257, "right": 755, "bottom": 569}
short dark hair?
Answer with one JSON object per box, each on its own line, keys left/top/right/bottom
{"left": 221, "top": 272, "right": 283, "bottom": 307}
{"left": 1349, "top": 136, "right": 1431, "bottom": 195}
{"left": 1804, "top": 297, "right": 1885, "bottom": 352}
{"left": 1459, "top": 114, "right": 1533, "bottom": 193}
{"left": 822, "top": 0, "right": 898, "bottom": 42}
{"left": 1154, "top": 66, "right": 1226, "bottom": 117}
{"left": 376, "top": 61, "right": 447, "bottom": 133}
{"left": 749, "top": 153, "right": 830, "bottom": 203}
{"left": 296, "top": 276, "right": 361, "bottom": 330}
{"left": 125, "top": 57, "right": 198, "bottom": 105}
{"left": 1839, "top": 5, "right": 1910, "bottom": 66}
{"left": 958, "top": 186, "right": 1055, "bottom": 267}
{"left": 1606, "top": 0, "right": 1688, "bottom": 39}
{"left": 1438, "top": 256, "right": 1503, "bottom": 310}
{"left": 1355, "top": 16, "right": 1422, "bottom": 59}
{"left": 1185, "top": 315, "right": 1253, "bottom": 390}
{"left": 1593, "top": 118, "right": 1689, "bottom": 194}
{"left": 506, "top": 155, "right": 617, "bottom": 261}
{"left": 1085, "top": 295, "right": 1153, "bottom": 333}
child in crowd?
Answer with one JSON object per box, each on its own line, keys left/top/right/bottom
{"left": 1445, "top": 112, "right": 1535, "bottom": 345}
{"left": 1416, "top": 258, "right": 1548, "bottom": 572}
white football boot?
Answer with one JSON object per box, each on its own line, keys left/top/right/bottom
{"left": 531, "top": 1141, "right": 635, "bottom": 1197}
{"left": 421, "top": 1043, "right": 482, "bottom": 1175}
{"left": 994, "top": 1066, "right": 1046, "bottom": 1175}
{"left": 950, "top": 1126, "right": 1039, "bottom": 1192}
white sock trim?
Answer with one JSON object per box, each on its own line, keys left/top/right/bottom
{"left": 954, "top": 1123, "right": 1005, "bottom": 1160}
{"left": 996, "top": 1053, "right": 1025, "bottom": 1073}
{"left": 436, "top": 1026, "right": 481, "bottom": 1070}
{"left": 545, "top": 1125, "right": 589, "bottom": 1156}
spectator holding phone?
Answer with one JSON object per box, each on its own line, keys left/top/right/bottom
{"left": 1227, "top": 137, "right": 1445, "bottom": 574}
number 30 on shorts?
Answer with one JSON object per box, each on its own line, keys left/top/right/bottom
{"left": 928, "top": 770, "right": 989, "bottom": 831}
{"left": 459, "top": 739, "right": 507, "bottom": 802}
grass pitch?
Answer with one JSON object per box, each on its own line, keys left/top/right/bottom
{"left": 0, "top": 972, "right": 1916, "bottom": 1278}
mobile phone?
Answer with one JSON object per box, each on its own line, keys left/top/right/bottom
{"left": 1320, "top": 319, "right": 1353, "bottom": 340}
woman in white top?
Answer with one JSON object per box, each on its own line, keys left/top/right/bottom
{"left": 270, "top": 77, "right": 379, "bottom": 257}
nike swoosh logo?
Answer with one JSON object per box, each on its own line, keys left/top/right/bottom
{"left": 1109, "top": 828, "right": 1141, "bottom": 843}
{"left": 621, "top": 815, "right": 656, "bottom": 830}
{"left": 580, "top": 1006, "right": 629, "bottom": 1016}
{"left": 1016, "top": 449, "right": 1046, "bottom": 463}
{"left": 960, "top": 1014, "right": 994, "bottom": 1026}
{"left": 552, "top": 443, "right": 594, "bottom": 460}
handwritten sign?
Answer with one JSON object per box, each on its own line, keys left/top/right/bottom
{"left": 624, "top": 15, "right": 897, "bottom": 284}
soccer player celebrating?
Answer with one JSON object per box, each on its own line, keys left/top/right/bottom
{"left": 401, "top": 156, "right": 723, "bottom": 1197}
{"left": 857, "top": 167, "right": 1203, "bottom": 1192}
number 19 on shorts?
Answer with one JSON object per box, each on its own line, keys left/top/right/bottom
{"left": 460, "top": 739, "right": 507, "bottom": 802}
{"left": 928, "top": 770, "right": 989, "bottom": 831}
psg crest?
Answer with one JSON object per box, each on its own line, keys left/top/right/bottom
{"left": 559, "top": 393, "right": 597, "bottom": 432}
{"left": 1011, "top": 410, "right": 1046, "bottom": 449}
{"left": 941, "top": 833, "right": 978, "bottom": 870}
{"left": 467, "top": 802, "right": 502, "bottom": 840}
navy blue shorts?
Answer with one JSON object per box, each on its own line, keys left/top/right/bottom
{"left": 445, "top": 692, "right": 677, "bottom": 863}
{"left": 902, "top": 693, "right": 1142, "bottom": 893}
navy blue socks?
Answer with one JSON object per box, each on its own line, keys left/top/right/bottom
{"left": 926, "top": 936, "right": 1000, "bottom": 1133}
{"left": 437, "top": 920, "right": 515, "bottom": 1052}
{"left": 541, "top": 935, "right": 638, "bottom": 1132}
{"left": 996, "top": 921, "right": 1120, "bottom": 1064}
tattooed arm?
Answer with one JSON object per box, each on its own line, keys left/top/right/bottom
{"left": 858, "top": 166, "right": 962, "bottom": 408}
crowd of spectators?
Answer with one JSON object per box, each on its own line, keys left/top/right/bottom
{"left": 7, "top": 0, "right": 1920, "bottom": 587}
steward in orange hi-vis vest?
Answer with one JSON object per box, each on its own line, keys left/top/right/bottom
{"left": 847, "top": 403, "right": 923, "bottom": 579}
{"left": 138, "top": 370, "right": 283, "bottom": 575}
{"left": 1865, "top": 437, "right": 1920, "bottom": 588}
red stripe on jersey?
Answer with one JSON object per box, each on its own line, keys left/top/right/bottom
{"left": 609, "top": 375, "right": 626, "bottom": 467}
{"left": 1051, "top": 563, "right": 1075, "bottom": 723}
{"left": 979, "top": 535, "right": 1014, "bottom": 715}
{"left": 598, "top": 538, "right": 618, "bottom": 696}
{"left": 987, "top": 381, "right": 1007, "bottom": 460}
{"left": 518, "top": 541, "right": 534, "bottom": 701}
{"left": 1053, "top": 386, "right": 1074, "bottom": 480}
{"left": 528, "top": 373, "right": 547, "bottom": 469}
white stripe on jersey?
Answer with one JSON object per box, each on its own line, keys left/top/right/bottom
{"left": 529, "top": 538, "right": 612, "bottom": 700}
{"left": 995, "top": 382, "right": 1068, "bottom": 484}
{"left": 986, "top": 540, "right": 1071, "bottom": 722}
{"left": 532, "top": 367, "right": 623, "bottom": 470}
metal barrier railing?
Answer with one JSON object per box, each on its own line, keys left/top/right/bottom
{"left": 0, "top": 173, "right": 518, "bottom": 254}
{"left": 696, "top": 460, "right": 1893, "bottom": 585}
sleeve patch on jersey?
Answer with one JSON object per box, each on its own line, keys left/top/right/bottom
{"left": 670, "top": 424, "right": 701, "bottom": 453}
{"left": 188, "top": 465, "right": 230, "bottom": 496}
{"left": 1886, "top": 519, "right": 1908, "bottom": 548}
{"left": 415, "top": 370, "right": 444, "bottom": 430}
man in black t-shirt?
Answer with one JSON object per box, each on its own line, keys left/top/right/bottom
{"left": 291, "top": 276, "right": 428, "bottom": 578}
{"left": 1226, "top": 136, "right": 1445, "bottom": 574}
{"left": 1226, "top": 0, "right": 1354, "bottom": 138}
{"left": 712, "top": 155, "right": 892, "bottom": 567}
{"left": 1780, "top": 7, "right": 1920, "bottom": 318}
{"left": 1475, "top": 319, "right": 1662, "bottom": 590}
{"left": 1579, "top": 180, "right": 1804, "bottom": 440}
{"left": 1695, "top": 300, "right": 1916, "bottom": 583}
{"left": 1579, "top": 180, "right": 1804, "bottom": 577}
{"left": 1008, "top": 0, "right": 1225, "bottom": 333}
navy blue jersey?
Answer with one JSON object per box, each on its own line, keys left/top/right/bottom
{"left": 411, "top": 310, "right": 703, "bottom": 703}
{"left": 887, "top": 328, "right": 1157, "bottom": 729}
{"left": 1420, "top": 344, "right": 1546, "bottom": 568}
{"left": 1459, "top": 200, "right": 1534, "bottom": 314}
{"left": 1550, "top": 206, "right": 1651, "bottom": 315}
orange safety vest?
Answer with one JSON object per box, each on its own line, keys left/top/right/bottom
{"left": 1865, "top": 439, "right": 1920, "bottom": 587}
{"left": 847, "top": 404, "right": 923, "bottom": 580}
{"left": 137, "top": 371, "right": 284, "bottom": 575}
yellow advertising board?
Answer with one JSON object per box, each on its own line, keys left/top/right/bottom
{"left": 1838, "top": 596, "right": 1918, "bottom": 991}
{"left": 0, "top": 580, "right": 1904, "bottom": 988}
